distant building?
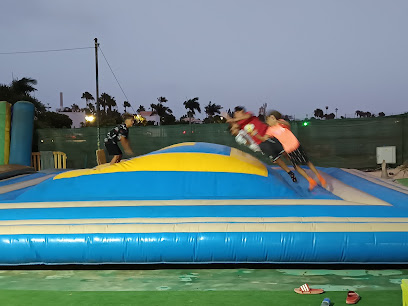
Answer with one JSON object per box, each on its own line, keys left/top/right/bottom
{"left": 56, "top": 110, "right": 86, "bottom": 128}
{"left": 56, "top": 91, "right": 86, "bottom": 128}
{"left": 181, "top": 117, "right": 203, "bottom": 124}
{"left": 139, "top": 111, "right": 160, "bottom": 125}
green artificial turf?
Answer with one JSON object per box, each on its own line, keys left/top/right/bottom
{"left": 0, "top": 290, "right": 402, "bottom": 306}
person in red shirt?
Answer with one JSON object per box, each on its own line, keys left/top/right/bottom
{"left": 257, "top": 110, "right": 327, "bottom": 191}
{"left": 225, "top": 107, "right": 297, "bottom": 183}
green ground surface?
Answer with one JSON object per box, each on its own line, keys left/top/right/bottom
{"left": 0, "top": 290, "right": 401, "bottom": 306}
{"left": 0, "top": 268, "right": 404, "bottom": 305}
{"left": 397, "top": 178, "right": 408, "bottom": 187}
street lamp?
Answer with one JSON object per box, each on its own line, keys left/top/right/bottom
{"left": 85, "top": 115, "right": 95, "bottom": 122}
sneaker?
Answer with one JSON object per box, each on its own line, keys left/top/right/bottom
{"left": 308, "top": 178, "right": 317, "bottom": 191}
{"left": 317, "top": 175, "right": 327, "bottom": 188}
{"left": 288, "top": 171, "right": 297, "bottom": 182}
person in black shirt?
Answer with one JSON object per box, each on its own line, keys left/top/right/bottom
{"left": 104, "top": 113, "right": 135, "bottom": 164}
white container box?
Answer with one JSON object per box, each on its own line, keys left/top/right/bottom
{"left": 376, "top": 146, "right": 396, "bottom": 164}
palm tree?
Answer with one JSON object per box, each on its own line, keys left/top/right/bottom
{"left": 10, "top": 77, "right": 37, "bottom": 95}
{"left": 123, "top": 101, "right": 131, "bottom": 113}
{"left": 157, "top": 96, "right": 168, "bottom": 104}
{"left": 81, "top": 103, "right": 96, "bottom": 115}
{"left": 314, "top": 108, "right": 324, "bottom": 119}
{"left": 0, "top": 77, "right": 47, "bottom": 116}
{"left": 99, "top": 93, "right": 111, "bottom": 113}
{"left": 71, "top": 103, "right": 80, "bottom": 112}
{"left": 137, "top": 105, "right": 146, "bottom": 113}
{"left": 106, "top": 95, "right": 117, "bottom": 113}
{"left": 150, "top": 103, "right": 173, "bottom": 123}
{"left": 81, "top": 92, "right": 94, "bottom": 108}
{"left": 88, "top": 103, "right": 95, "bottom": 114}
{"left": 204, "top": 101, "right": 222, "bottom": 123}
{"left": 183, "top": 97, "right": 201, "bottom": 123}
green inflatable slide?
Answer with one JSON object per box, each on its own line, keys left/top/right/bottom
{"left": 0, "top": 101, "right": 11, "bottom": 165}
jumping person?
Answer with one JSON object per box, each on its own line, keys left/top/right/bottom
{"left": 104, "top": 113, "right": 135, "bottom": 164}
{"left": 225, "top": 107, "right": 297, "bottom": 183}
{"left": 259, "top": 110, "right": 327, "bottom": 191}
{"left": 229, "top": 122, "right": 262, "bottom": 153}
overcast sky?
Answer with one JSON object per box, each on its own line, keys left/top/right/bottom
{"left": 1, "top": 0, "right": 407, "bottom": 119}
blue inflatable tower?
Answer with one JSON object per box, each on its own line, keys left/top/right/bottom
{"left": 9, "top": 101, "right": 35, "bottom": 166}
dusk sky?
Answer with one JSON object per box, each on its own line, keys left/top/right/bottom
{"left": 1, "top": 0, "right": 407, "bottom": 119}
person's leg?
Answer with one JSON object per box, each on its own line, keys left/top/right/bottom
{"left": 293, "top": 144, "right": 326, "bottom": 188}
{"left": 274, "top": 158, "right": 297, "bottom": 182}
{"left": 108, "top": 144, "right": 123, "bottom": 165}
{"left": 288, "top": 147, "right": 317, "bottom": 191}
{"left": 307, "top": 161, "right": 327, "bottom": 188}
{"left": 110, "top": 154, "right": 122, "bottom": 164}
{"left": 259, "top": 138, "right": 297, "bottom": 182}
{"left": 294, "top": 165, "right": 317, "bottom": 191}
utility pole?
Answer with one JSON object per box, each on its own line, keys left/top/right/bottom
{"left": 94, "top": 38, "right": 100, "bottom": 149}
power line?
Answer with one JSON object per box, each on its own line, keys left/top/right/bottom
{"left": 0, "top": 47, "right": 93, "bottom": 55}
{"left": 98, "top": 46, "right": 136, "bottom": 114}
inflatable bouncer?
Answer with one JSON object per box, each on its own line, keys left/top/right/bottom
{"left": 0, "top": 142, "right": 408, "bottom": 265}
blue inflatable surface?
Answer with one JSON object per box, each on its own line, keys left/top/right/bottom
{"left": 9, "top": 101, "right": 35, "bottom": 166}
{"left": 0, "top": 142, "right": 408, "bottom": 265}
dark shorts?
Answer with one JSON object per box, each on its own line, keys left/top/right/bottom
{"left": 288, "top": 145, "right": 309, "bottom": 167}
{"left": 259, "top": 138, "right": 285, "bottom": 162}
{"left": 105, "top": 142, "right": 122, "bottom": 156}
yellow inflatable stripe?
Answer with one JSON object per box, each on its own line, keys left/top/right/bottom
{"left": 0, "top": 199, "right": 392, "bottom": 210}
{"left": 2, "top": 216, "right": 407, "bottom": 226}
{"left": 54, "top": 152, "right": 267, "bottom": 179}
{"left": 157, "top": 142, "right": 196, "bottom": 150}
{"left": 1, "top": 222, "right": 407, "bottom": 235}
{"left": 230, "top": 148, "right": 265, "bottom": 169}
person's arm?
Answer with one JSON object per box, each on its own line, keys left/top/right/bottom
{"left": 278, "top": 119, "right": 291, "bottom": 128}
{"left": 251, "top": 130, "right": 269, "bottom": 142}
{"left": 223, "top": 112, "right": 252, "bottom": 123}
{"left": 120, "top": 137, "right": 133, "bottom": 155}
{"left": 117, "top": 125, "right": 133, "bottom": 155}
{"left": 255, "top": 134, "right": 269, "bottom": 142}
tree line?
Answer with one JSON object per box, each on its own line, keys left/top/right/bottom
{"left": 0, "top": 76, "right": 226, "bottom": 127}
{"left": 312, "top": 107, "right": 386, "bottom": 120}
{"left": 0, "top": 77, "right": 72, "bottom": 128}
{"left": 2, "top": 77, "right": 394, "bottom": 129}
{"left": 78, "top": 93, "right": 225, "bottom": 126}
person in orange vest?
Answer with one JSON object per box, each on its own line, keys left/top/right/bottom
{"left": 256, "top": 110, "right": 327, "bottom": 191}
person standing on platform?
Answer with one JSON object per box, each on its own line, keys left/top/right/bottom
{"left": 104, "top": 113, "right": 135, "bottom": 164}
